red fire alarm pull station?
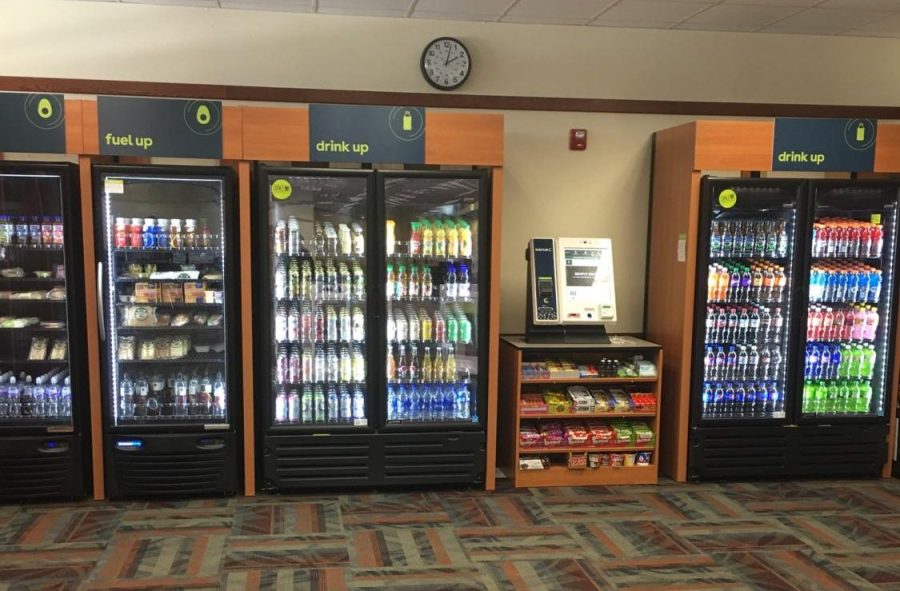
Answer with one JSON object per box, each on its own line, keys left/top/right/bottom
{"left": 570, "top": 129, "right": 587, "bottom": 151}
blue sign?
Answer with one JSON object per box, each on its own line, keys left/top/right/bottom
{"left": 0, "top": 92, "right": 66, "bottom": 153}
{"left": 98, "top": 96, "right": 223, "bottom": 158}
{"left": 309, "top": 104, "right": 425, "bottom": 163}
{"left": 773, "top": 118, "right": 877, "bottom": 172}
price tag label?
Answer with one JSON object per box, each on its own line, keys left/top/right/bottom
{"left": 104, "top": 179, "right": 124, "bottom": 194}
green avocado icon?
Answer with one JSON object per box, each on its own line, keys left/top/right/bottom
{"left": 37, "top": 98, "right": 53, "bottom": 119}
{"left": 196, "top": 104, "right": 211, "bottom": 125}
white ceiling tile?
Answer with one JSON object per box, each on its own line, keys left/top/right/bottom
{"left": 683, "top": 4, "right": 800, "bottom": 28}
{"left": 845, "top": 11, "right": 900, "bottom": 33}
{"left": 121, "top": 0, "right": 219, "bottom": 6}
{"left": 594, "top": 0, "right": 713, "bottom": 23}
{"left": 720, "top": 0, "right": 818, "bottom": 6}
{"left": 590, "top": 18, "right": 682, "bottom": 28}
{"left": 503, "top": 0, "right": 616, "bottom": 25}
{"left": 819, "top": 0, "right": 900, "bottom": 9}
{"left": 413, "top": 0, "right": 510, "bottom": 19}
{"left": 219, "top": 0, "right": 312, "bottom": 10}
{"left": 675, "top": 21, "right": 762, "bottom": 31}
{"left": 317, "top": 0, "right": 409, "bottom": 16}
{"left": 761, "top": 7, "right": 891, "bottom": 32}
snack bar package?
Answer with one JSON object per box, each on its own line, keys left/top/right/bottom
{"left": 538, "top": 422, "right": 565, "bottom": 447}
{"left": 543, "top": 388, "right": 571, "bottom": 414}
{"left": 567, "top": 385, "right": 595, "bottom": 413}
{"left": 519, "top": 422, "right": 542, "bottom": 448}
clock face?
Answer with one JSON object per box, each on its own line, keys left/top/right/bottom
{"left": 421, "top": 37, "right": 471, "bottom": 91}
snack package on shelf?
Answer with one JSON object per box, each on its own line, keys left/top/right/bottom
{"left": 590, "top": 388, "right": 616, "bottom": 412}
{"left": 608, "top": 389, "right": 634, "bottom": 412}
{"left": 609, "top": 420, "right": 636, "bottom": 446}
{"left": 566, "top": 385, "right": 595, "bottom": 413}
{"left": 183, "top": 282, "right": 207, "bottom": 303}
{"left": 631, "top": 421, "right": 656, "bottom": 446}
{"left": 519, "top": 456, "right": 550, "bottom": 471}
{"left": 587, "top": 421, "right": 614, "bottom": 446}
{"left": 546, "top": 358, "right": 580, "bottom": 379}
{"left": 134, "top": 282, "right": 160, "bottom": 303}
{"left": 630, "top": 392, "right": 657, "bottom": 411}
{"left": 578, "top": 363, "right": 599, "bottom": 378}
{"left": 565, "top": 423, "right": 589, "bottom": 447}
{"left": 161, "top": 282, "right": 184, "bottom": 304}
{"left": 521, "top": 392, "right": 548, "bottom": 414}
{"left": 636, "top": 451, "right": 652, "bottom": 466}
{"left": 568, "top": 452, "right": 587, "bottom": 470}
{"left": 521, "top": 362, "right": 549, "bottom": 380}
{"left": 543, "top": 388, "right": 572, "bottom": 414}
{"left": 519, "top": 421, "right": 542, "bottom": 448}
{"left": 589, "top": 452, "right": 611, "bottom": 468}
{"left": 538, "top": 422, "right": 565, "bottom": 447}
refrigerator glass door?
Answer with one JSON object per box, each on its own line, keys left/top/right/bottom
{"left": 698, "top": 181, "right": 801, "bottom": 422}
{"left": 382, "top": 175, "right": 483, "bottom": 426}
{"left": 801, "top": 184, "right": 898, "bottom": 419}
{"left": 265, "top": 173, "right": 370, "bottom": 427}
{"left": 100, "top": 174, "right": 229, "bottom": 427}
{"left": 0, "top": 173, "right": 73, "bottom": 428}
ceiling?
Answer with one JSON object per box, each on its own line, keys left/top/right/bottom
{"left": 64, "top": 0, "right": 900, "bottom": 38}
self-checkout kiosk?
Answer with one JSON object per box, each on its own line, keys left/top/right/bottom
{"left": 525, "top": 237, "right": 617, "bottom": 343}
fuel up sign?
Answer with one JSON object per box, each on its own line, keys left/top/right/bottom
{"left": 98, "top": 96, "right": 223, "bottom": 158}
{"left": 772, "top": 118, "right": 878, "bottom": 172}
{"left": 0, "top": 93, "right": 66, "bottom": 153}
{"left": 309, "top": 104, "right": 425, "bottom": 163}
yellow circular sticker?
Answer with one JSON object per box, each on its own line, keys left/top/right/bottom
{"left": 718, "top": 189, "right": 737, "bottom": 209}
{"left": 272, "top": 179, "right": 292, "bottom": 200}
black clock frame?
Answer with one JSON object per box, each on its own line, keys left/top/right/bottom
{"left": 420, "top": 36, "right": 471, "bottom": 92}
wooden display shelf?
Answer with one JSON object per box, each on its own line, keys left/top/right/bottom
{"left": 520, "top": 376, "right": 657, "bottom": 385}
{"left": 521, "top": 411, "right": 657, "bottom": 419}
{"left": 521, "top": 445, "right": 655, "bottom": 454}
{"left": 498, "top": 335, "right": 663, "bottom": 488}
{"left": 516, "top": 464, "right": 658, "bottom": 487}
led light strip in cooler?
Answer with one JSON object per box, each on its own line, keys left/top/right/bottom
{"left": 103, "top": 186, "right": 119, "bottom": 424}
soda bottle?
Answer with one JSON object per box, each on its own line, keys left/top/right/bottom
{"left": 722, "top": 223, "right": 734, "bottom": 257}
{"left": 869, "top": 270, "right": 882, "bottom": 303}
{"left": 314, "top": 344, "right": 326, "bottom": 382}
{"left": 408, "top": 344, "right": 419, "bottom": 383}
{"left": 327, "top": 385, "right": 340, "bottom": 423}
{"left": 864, "top": 307, "right": 879, "bottom": 341}
{"left": 387, "top": 385, "right": 398, "bottom": 421}
{"left": 352, "top": 262, "right": 365, "bottom": 300}
{"left": 707, "top": 267, "right": 719, "bottom": 303}
{"left": 397, "top": 264, "right": 408, "bottom": 300}
{"left": 836, "top": 381, "right": 850, "bottom": 414}
{"left": 422, "top": 347, "right": 434, "bottom": 383}
{"left": 748, "top": 346, "right": 760, "bottom": 380}
{"left": 339, "top": 385, "right": 352, "bottom": 422}
{"left": 398, "top": 385, "right": 410, "bottom": 420}
{"left": 759, "top": 346, "right": 771, "bottom": 380}
{"left": 421, "top": 221, "right": 434, "bottom": 257}
{"left": 434, "top": 311, "right": 446, "bottom": 343}
{"left": 734, "top": 383, "right": 746, "bottom": 416}
{"left": 725, "top": 346, "right": 737, "bottom": 381}
{"left": 326, "top": 259, "right": 338, "bottom": 296}
{"left": 715, "top": 347, "right": 726, "bottom": 380}
{"left": 705, "top": 306, "right": 716, "bottom": 341}
{"left": 395, "top": 311, "right": 408, "bottom": 342}
{"left": 748, "top": 307, "right": 760, "bottom": 342}
{"left": 861, "top": 344, "right": 876, "bottom": 379}
{"left": 718, "top": 266, "right": 731, "bottom": 302}
{"left": 722, "top": 383, "right": 735, "bottom": 417}
{"left": 352, "top": 345, "right": 366, "bottom": 383}
{"left": 397, "top": 344, "right": 408, "bottom": 382}
{"left": 447, "top": 220, "right": 459, "bottom": 258}
{"left": 457, "top": 264, "right": 470, "bottom": 299}
{"left": 737, "top": 346, "right": 748, "bottom": 380}
{"left": 422, "top": 265, "right": 433, "bottom": 299}
{"left": 860, "top": 382, "right": 873, "bottom": 414}
{"left": 727, "top": 308, "right": 738, "bottom": 342}
{"left": 408, "top": 308, "right": 420, "bottom": 342}
{"left": 729, "top": 268, "right": 741, "bottom": 303}
{"left": 386, "top": 347, "right": 397, "bottom": 382}
{"left": 409, "top": 265, "right": 420, "bottom": 300}
{"left": 710, "top": 222, "right": 722, "bottom": 257}
{"left": 455, "top": 383, "right": 471, "bottom": 420}
{"left": 712, "top": 383, "right": 725, "bottom": 417}
{"left": 737, "top": 308, "right": 749, "bottom": 343}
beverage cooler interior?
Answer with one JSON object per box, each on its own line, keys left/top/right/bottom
{"left": 267, "top": 173, "right": 369, "bottom": 427}
{"left": 382, "top": 175, "right": 482, "bottom": 427}
{"left": 0, "top": 173, "right": 73, "bottom": 427}
{"left": 700, "top": 187, "right": 798, "bottom": 421}
{"left": 101, "top": 175, "right": 230, "bottom": 426}
{"left": 801, "top": 185, "right": 898, "bottom": 419}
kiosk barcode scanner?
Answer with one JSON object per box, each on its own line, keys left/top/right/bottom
{"left": 525, "top": 237, "right": 617, "bottom": 343}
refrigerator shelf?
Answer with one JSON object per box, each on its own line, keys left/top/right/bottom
{"left": 811, "top": 255, "right": 883, "bottom": 261}
{"left": 0, "top": 358, "right": 69, "bottom": 365}
{"left": 117, "top": 354, "right": 224, "bottom": 364}
{"left": 0, "top": 299, "right": 66, "bottom": 305}
{"left": 274, "top": 381, "right": 366, "bottom": 388}
{"left": 114, "top": 247, "right": 221, "bottom": 255}
{"left": 116, "top": 417, "right": 228, "bottom": 425}
{"left": 388, "top": 296, "right": 476, "bottom": 305}
{"left": 276, "top": 252, "right": 365, "bottom": 262}
{"left": 274, "top": 340, "right": 366, "bottom": 347}
{"left": 0, "top": 245, "right": 64, "bottom": 253}
{"left": 0, "top": 326, "right": 67, "bottom": 332}
{"left": 275, "top": 297, "right": 366, "bottom": 305}
{"left": 115, "top": 277, "right": 223, "bottom": 284}
{"left": 0, "top": 278, "right": 65, "bottom": 284}
{"left": 709, "top": 255, "right": 789, "bottom": 263}
{"left": 387, "top": 254, "right": 473, "bottom": 264}
{"left": 117, "top": 325, "right": 224, "bottom": 332}
{"left": 116, "top": 302, "right": 223, "bottom": 309}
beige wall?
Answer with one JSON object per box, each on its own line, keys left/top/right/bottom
{"left": 3, "top": 0, "right": 899, "bottom": 333}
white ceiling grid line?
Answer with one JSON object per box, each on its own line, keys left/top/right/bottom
{"left": 60, "top": 0, "right": 900, "bottom": 37}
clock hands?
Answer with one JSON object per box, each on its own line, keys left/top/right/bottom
{"left": 444, "top": 46, "right": 452, "bottom": 66}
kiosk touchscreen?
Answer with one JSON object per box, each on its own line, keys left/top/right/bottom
{"left": 525, "top": 237, "right": 617, "bottom": 343}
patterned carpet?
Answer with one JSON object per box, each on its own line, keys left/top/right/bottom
{"left": 0, "top": 478, "right": 899, "bottom": 590}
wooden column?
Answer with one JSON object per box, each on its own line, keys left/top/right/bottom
{"left": 79, "top": 157, "right": 105, "bottom": 500}
{"left": 238, "top": 160, "right": 256, "bottom": 496}
{"left": 485, "top": 168, "right": 503, "bottom": 491}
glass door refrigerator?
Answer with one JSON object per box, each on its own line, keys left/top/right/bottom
{"left": 0, "top": 162, "right": 89, "bottom": 501}
{"left": 795, "top": 180, "right": 899, "bottom": 477}
{"left": 256, "top": 167, "right": 489, "bottom": 491}
{"left": 689, "top": 177, "right": 806, "bottom": 480}
{"left": 94, "top": 165, "right": 240, "bottom": 498}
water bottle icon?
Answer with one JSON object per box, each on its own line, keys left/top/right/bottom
{"left": 856, "top": 123, "right": 866, "bottom": 142}
{"left": 402, "top": 110, "right": 413, "bottom": 132}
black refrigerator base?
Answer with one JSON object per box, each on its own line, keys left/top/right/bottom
{"left": 689, "top": 423, "right": 888, "bottom": 481}
{"left": 0, "top": 434, "right": 85, "bottom": 501}
{"left": 262, "top": 431, "right": 486, "bottom": 492}
{"left": 105, "top": 431, "right": 238, "bottom": 499}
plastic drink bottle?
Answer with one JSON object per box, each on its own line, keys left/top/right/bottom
{"left": 385, "top": 220, "right": 396, "bottom": 256}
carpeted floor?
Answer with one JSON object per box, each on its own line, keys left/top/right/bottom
{"left": 0, "top": 478, "right": 898, "bottom": 590}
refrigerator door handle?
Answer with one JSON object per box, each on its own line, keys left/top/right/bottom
{"left": 97, "top": 261, "right": 106, "bottom": 342}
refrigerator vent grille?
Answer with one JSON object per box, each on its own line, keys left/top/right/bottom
{"left": 114, "top": 450, "right": 228, "bottom": 497}
{"left": 383, "top": 439, "right": 482, "bottom": 485}
{"left": 690, "top": 429, "right": 789, "bottom": 480}
{"left": 271, "top": 440, "right": 372, "bottom": 488}
{"left": 0, "top": 455, "right": 75, "bottom": 500}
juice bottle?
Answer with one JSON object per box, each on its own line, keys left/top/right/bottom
{"left": 114, "top": 218, "right": 128, "bottom": 248}
{"left": 434, "top": 220, "right": 447, "bottom": 258}
{"left": 421, "top": 221, "right": 433, "bottom": 256}
{"left": 433, "top": 348, "right": 445, "bottom": 383}
{"left": 421, "top": 347, "right": 433, "bottom": 382}
{"left": 445, "top": 345, "right": 457, "bottom": 383}
{"left": 707, "top": 266, "right": 719, "bottom": 302}
{"left": 408, "top": 265, "right": 420, "bottom": 300}
{"left": 397, "top": 264, "right": 408, "bottom": 300}
{"left": 409, "top": 221, "right": 421, "bottom": 257}
{"left": 385, "top": 220, "right": 396, "bottom": 256}
{"left": 420, "top": 308, "right": 433, "bottom": 341}
{"left": 446, "top": 220, "right": 459, "bottom": 258}
{"left": 386, "top": 264, "right": 396, "bottom": 300}
{"left": 458, "top": 220, "right": 472, "bottom": 257}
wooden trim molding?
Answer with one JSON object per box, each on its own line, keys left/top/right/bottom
{"left": 4, "top": 76, "right": 900, "bottom": 118}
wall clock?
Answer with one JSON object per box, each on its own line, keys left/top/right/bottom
{"left": 421, "top": 37, "right": 471, "bottom": 91}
